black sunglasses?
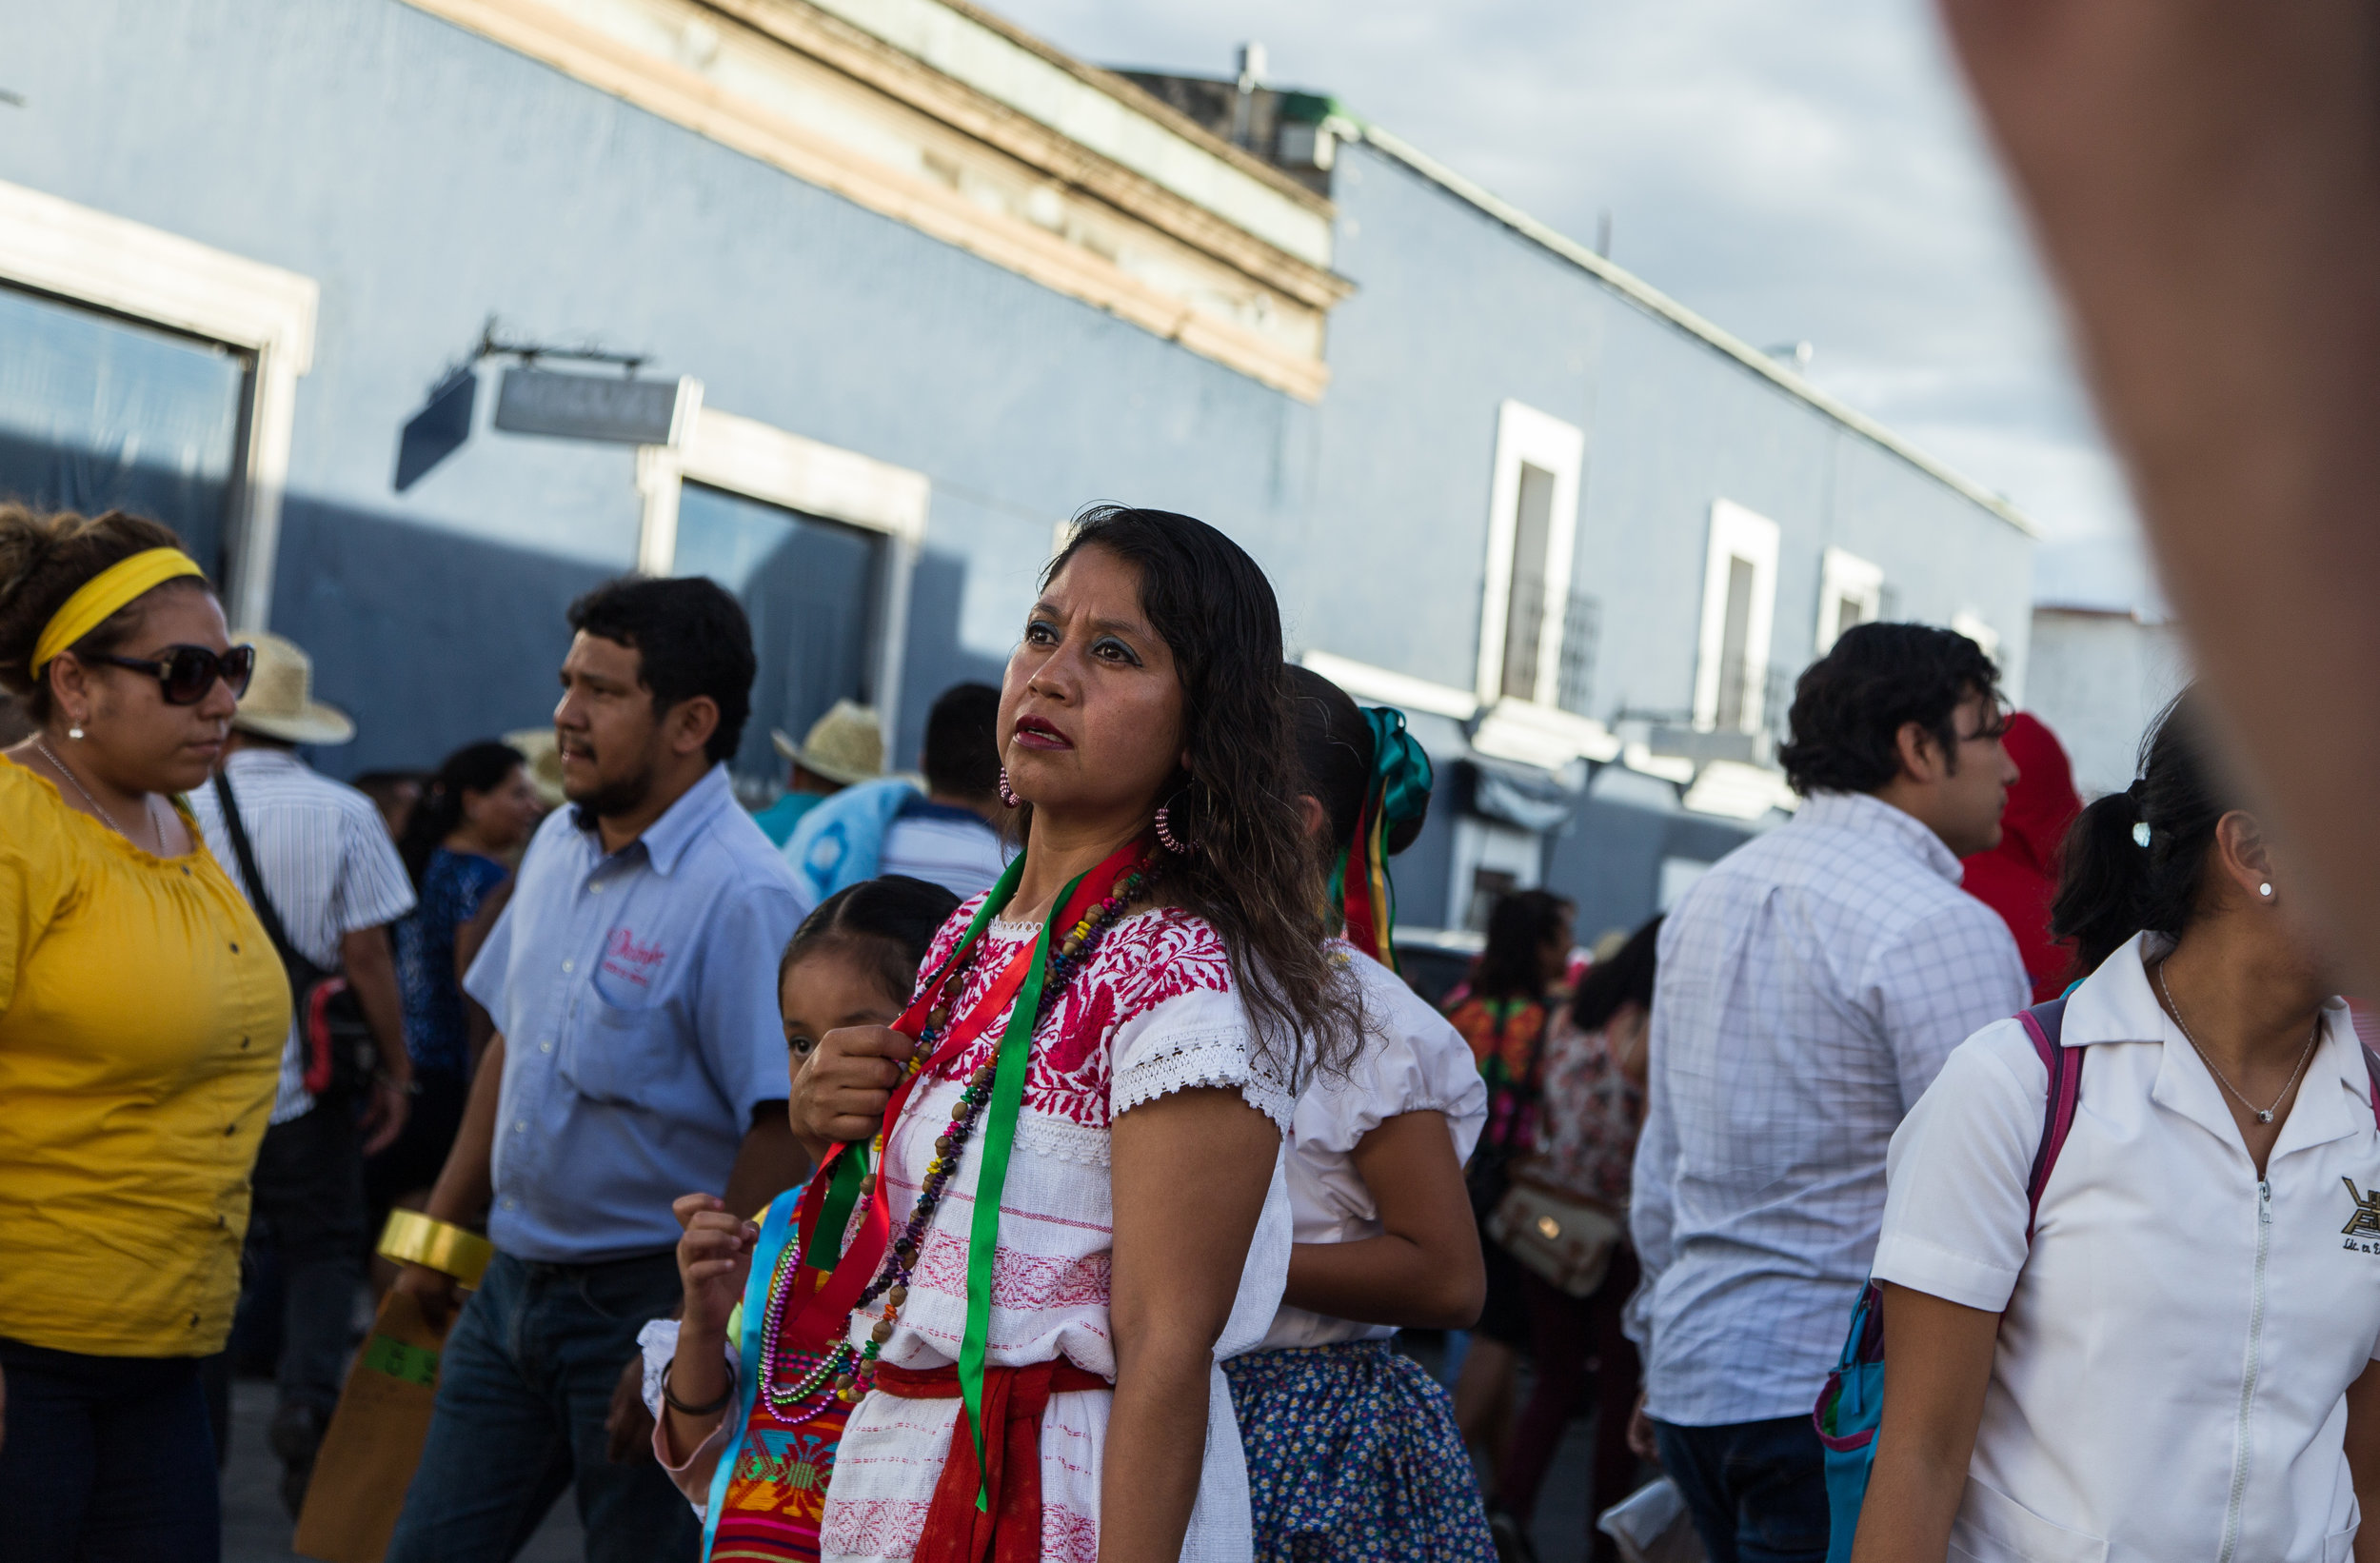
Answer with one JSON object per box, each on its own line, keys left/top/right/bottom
{"left": 84, "top": 643, "right": 257, "bottom": 705}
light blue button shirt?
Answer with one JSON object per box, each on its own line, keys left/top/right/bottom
{"left": 465, "top": 763, "right": 803, "bottom": 1263}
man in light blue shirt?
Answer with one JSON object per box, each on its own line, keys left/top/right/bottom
{"left": 390, "top": 577, "right": 806, "bottom": 1563}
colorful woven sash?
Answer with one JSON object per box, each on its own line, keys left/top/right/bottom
{"left": 705, "top": 1190, "right": 848, "bottom": 1562}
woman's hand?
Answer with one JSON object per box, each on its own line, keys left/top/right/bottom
{"left": 790, "top": 1024, "right": 915, "bottom": 1155}
{"left": 674, "top": 1193, "right": 758, "bottom": 1340}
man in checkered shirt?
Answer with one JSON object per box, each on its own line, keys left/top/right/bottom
{"left": 1628, "top": 623, "right": 2029, "bottom": 1563}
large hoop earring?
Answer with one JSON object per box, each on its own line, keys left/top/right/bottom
{"left": 997, "top": 767, "right": 1021, "bottom": 809}
{"left": 1154, "top": 787, "right": 1197, "bottom": 856}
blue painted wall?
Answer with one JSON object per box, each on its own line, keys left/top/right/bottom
{"left": 2, "top": 0, "right": 2031, "bottom": 934}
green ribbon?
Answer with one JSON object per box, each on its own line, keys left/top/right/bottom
{"left": 957, "top": 858, "right": 1097, "bottom": 1511}
{"left": 1362, "top": 706, "right": 1434, "bottom": 833}
{"left": 804, "top": 1142, "right": 868, "bottom": 1272}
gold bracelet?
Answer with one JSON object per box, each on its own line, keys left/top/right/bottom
{"left": 377, "top": 1210, "right": 495, "bottom": 1288}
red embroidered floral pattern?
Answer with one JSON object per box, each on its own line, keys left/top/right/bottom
{"left": 906, "top": 1225, "right": 1112, "bottom": 1310}
{"left": 915, "top": 904, "right": 1233, "bottom": 1129}
{"left": 818, "top": 1494, "right": 930, "bottom": 1556}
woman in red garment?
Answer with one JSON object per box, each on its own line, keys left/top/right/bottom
{"left": 1959, "top": 711, "right": 2084, "bottom": 1003}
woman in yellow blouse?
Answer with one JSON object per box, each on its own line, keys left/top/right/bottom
{"left": 0, "top": 505, "right": 288, "bottom": 1562}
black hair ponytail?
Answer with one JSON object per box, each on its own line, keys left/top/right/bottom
{"left": 399, "top": 740, "right": 527, "bottom": 888}
{"left": 779, "top": 874, "right": 963, "bottom": 1006}
{"left": 2049, "top": 689, "right": 2232, "bottom": 979}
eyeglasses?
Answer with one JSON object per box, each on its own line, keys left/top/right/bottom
{"left": 82, "top": 643, "right": 257, "bottom": 705}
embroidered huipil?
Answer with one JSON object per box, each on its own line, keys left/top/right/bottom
{"left": 821, "top": 900, "right": 1295, "bottom": 1563}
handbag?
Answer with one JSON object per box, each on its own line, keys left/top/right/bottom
{"left": 211, "top": 770, "right": 377, "bottom": 1100}
{"left": 1489, "top": 1172, "right": 1625, "bottom": 1298}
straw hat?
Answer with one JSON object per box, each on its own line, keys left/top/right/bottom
{"left": 504, "top": 726, "right": 569, "bottom": 810}
{"left": 229, "top": 631, "right": 355, "bottom": 745}
{"left": 771, "top": 700, "right": 883, "bottom": 786}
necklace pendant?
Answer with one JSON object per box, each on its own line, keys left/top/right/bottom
{"left": 2257, "top": 1109, "right": 2274, "bottom": 1123}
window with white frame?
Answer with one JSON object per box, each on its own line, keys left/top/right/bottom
{"left": 1476, "top": 400, "right": 1585, "bottom": 708}
{"left": 1692, "top": 499, "right": 1780, "bottom": 734}
{"left": 0, "top": 179, "right": 316, "bottom": 630}
{"left": 637, "top": 407, "right": 927, "bottom": 792}
{"left": 1815, "top": 546, "right": 1884, "bottom": 654}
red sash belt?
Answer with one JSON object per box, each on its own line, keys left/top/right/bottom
{"left": 872, "top": 1359, "right": 1111, "bottom": 1563}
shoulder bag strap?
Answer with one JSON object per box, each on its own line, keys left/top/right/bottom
{"left": 210, "top": 769, "right": 300, "bottom": 969}
{"left": 2363, "top": 1042, "right": 2380, "bottom": 1130}
{"left": 2018, "top": 997, "right": 2080, "bottom": 1242}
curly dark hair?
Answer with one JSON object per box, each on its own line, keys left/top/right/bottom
{"left": 1777, "top": 622, "right": 2003, "bottom": 797}
{"left": 1033, "top": 505, "right": 1363, "bottom": 1080}
{"left": 0, "top": 505, "right": 210, "bottom": 723}
{"left": 566, "top": 576, "right": 756, "bottom": 764}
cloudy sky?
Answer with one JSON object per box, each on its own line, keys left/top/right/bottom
{"left": 993, "top": 0, "right": 2161, "bottom": 614}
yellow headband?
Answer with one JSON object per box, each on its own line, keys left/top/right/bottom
{"left": 30, "top": 548, "right": 206, "bottom": 676}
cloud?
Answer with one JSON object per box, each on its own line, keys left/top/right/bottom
{"left": 989, "top": 0, "right": 2160, "bottom": 612}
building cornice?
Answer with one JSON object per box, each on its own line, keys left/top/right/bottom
{"left": 404, "top": 0, "right": 1342, "bottom": 400}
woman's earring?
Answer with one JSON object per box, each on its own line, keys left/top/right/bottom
{"left": 67, "top": 722, "right": 85, "bottom": 741}
{"left": 2259, "top": 882, "right": 2274, "bottom": 899}
{"left": 997, "top": 767, "right": 1021, "bottom": 809}
{"left": 1154, "top": 792, "right": 1196, "bottom": 856}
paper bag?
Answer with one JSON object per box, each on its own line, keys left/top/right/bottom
{"left": 1597, "top": 1475, "right": 1708, "bottom": 1563}
{"left": 291, "top": 1288, "right": 449, "bottom": 1563}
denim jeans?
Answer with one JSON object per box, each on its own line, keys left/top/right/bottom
{"left": 0, "top": 1339, "right": 220, "bottom": 1563}
{"left": 1652, "top": 1415, "right": 1831, "bottom": 1563}
{"left": 248, "top": 1095, "right": 367, "bottom": 1419}
{"left": 387, "top": 1250, "right": 698, "bottom": 1563}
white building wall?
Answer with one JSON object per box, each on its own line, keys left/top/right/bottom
{"left": 2023, "top": 606, "right": 2192, "bottom": 800}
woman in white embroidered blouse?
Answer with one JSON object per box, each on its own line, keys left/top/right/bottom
{"left": 790, "top": 507, "right": 1364, "bottom": 1563}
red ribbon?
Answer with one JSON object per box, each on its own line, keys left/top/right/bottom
{"left": 873, "top": 1359, "right": 1111, "bottom": 1563}
{"left": 783, "top": 935, "right": 1040, "bottom": 1351}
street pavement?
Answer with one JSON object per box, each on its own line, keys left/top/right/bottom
{"left": 221, "top": 1351, "right": 1603, "bottom": 1562}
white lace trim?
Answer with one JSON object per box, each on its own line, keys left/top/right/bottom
{"left": 1114, "top": 1026, "right": 1295, "bottom": 1132}
{"left": 1016, "top": 1110, "right": 1112, "bottom": 1168}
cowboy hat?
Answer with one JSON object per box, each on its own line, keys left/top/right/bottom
{"left": 229, "top": 631, "right": 355, "bottom": 745}
{"left": 503, "top": 726, "right": 569, "bottom": 810}
{"left": 770, "top": 700, "right": 883, "bottom": 787}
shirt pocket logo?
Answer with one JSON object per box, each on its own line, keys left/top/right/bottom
{"left": 2341, "top": 1177, "right": 2380, "bottom": 1249}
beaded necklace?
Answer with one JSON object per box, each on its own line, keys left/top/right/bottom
{"left": 754, "top": 858, "right": 1153, "bottom": 1422}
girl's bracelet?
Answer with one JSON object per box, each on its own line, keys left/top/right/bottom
{"left": 661, "top": 1359, "right": 734, "bottom": 1417}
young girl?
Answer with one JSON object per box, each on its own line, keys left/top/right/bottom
{"left": 1220, "top": 666, "right": 1495, "bottom": 1561}
{"left": 742, "top": 505, "right": 1360, "bottom": 1562}
{"left": 642, "top": 874, "right": 961, "bottom": 1560}
{"left": 1852, "top": 691, "right": 2380, "bottom": 1563}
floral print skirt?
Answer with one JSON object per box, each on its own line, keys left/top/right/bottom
{"left": 1222, "top": 1339, "right": 1496, "bottom": 1563}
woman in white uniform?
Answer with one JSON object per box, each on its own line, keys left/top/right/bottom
{"left": 1852, "top": 690, "right": 2380, "bottom": 1563}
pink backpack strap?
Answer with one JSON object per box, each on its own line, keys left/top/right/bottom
{"left": 2018, "top": 998, "right": 2081, "bottom": 1242}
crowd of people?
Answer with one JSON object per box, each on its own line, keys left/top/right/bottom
{"left": 6, "top": 480, "right": 2380, "bottom": 1563}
